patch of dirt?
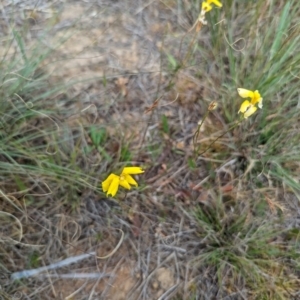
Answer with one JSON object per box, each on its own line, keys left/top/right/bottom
{"left": 152, "top": 267, "right": 176, "bottom": 299}
{"left": 51, "top": 264, "right": 177, "bottom": 299}
{"left": 106, "top": 264, "right": 137, "bottom": 300}
{"left": 51, "top": 262, "right": 138, "bottom": 300}
{"left": 42, "top": 3, "right": 161, "bottom": 94}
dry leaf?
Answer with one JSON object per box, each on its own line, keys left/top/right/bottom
{"left": 115, "top": 77, "right": 129, "bottom": 97}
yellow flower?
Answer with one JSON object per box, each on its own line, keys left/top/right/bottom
{"left": 237, "top": 88, "right": 263, "bottom": 118}
{"left": 198, "top": 0, "right": 222, "bottom": 26}
{"left": 202, "top": 0, "right": 222, "bottom": 12}
{"left": 102, "top": 167, "right": 144, "bottom": 197}
{"left": 208, "top": 0, "right": 222, "bottom": 7}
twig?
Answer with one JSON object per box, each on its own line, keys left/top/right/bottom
{"left": 11, "top": 252, "right": 96, "bottom": 280}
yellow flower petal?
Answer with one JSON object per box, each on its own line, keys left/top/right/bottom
{"left": 102, "top": 174, "right": 118, "bottom": 192}
{"left": 107, "top": 176, "right": 120, "bottom": 197}
{"left": 238, "top": 100, "right": 251, "bottom": 114}
{"left": 251, "top": 90, "right": 262, "bottom": 106}
{"left": 119, "top": 177, "right": 131, "bottom": 190}
{"left": 202, "top": 1, "right": 212, "bottom": 12}
{"left": 243, "top": 105, "right": 257, "bottom": 118}
{"left": 258, "top": 98, "right": 263, "bottom": 109}
{"left": 123, "top": 174, "right": 138, "bottom": 186}
{"left": 208, "top": 0, "right": 222, "bottom": 7}
{"left": 237, "top": 88, "right": 254, "bottom": 99}
{"left": 253, "top": 90, "right": 261, "bottom": 99}
{"left": 122, "top": 167, "right": 144, "bottom": 175}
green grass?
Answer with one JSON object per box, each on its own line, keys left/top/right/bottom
{"left": 189, "top": 196, "right": 300, "bottom": 298}
{"left": 166, "top": 0, "right": 300, "bottom": 298}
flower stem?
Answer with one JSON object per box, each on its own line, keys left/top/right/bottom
{"left": 193, "top": 109, "right": 210, "bottom": 156}
{"left": 194, "top": 120, "right": 243, "bottom": 158}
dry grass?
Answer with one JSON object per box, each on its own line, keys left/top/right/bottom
{"left": 0, "top": 0, "right": 300, "bottom": 299}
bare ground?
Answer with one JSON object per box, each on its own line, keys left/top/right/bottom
{"left": 1, "top": 1, "right": 299, "bottom": 299}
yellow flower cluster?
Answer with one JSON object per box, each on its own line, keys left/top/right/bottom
{"left": 102, "top": 167, "right": 144, "bottom": 197}
{"left": 237, "top": 88, "right": 263, "bottom": 118}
